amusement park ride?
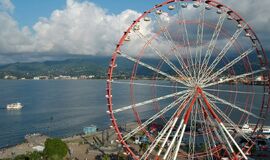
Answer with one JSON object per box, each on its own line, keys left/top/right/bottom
{"left": 106, "top": 0, "right": 270, "bottom": 159}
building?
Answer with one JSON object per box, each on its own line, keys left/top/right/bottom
{"left": 256, "top": 76, "right": 263, "bottom": 81}
{"left": 79, "top": 75, "right": 88, "bottom": 79}
{"left": 39, "top": 76, "right": 49, "bottom": 80}
{"left": 83, "top": 125, "right": 97, "bottom": 135}
{"left": 4, "top": 75, "right": 17, "bottom": 80}
{"left": 33, "top": 77, "right": 40, "bottom": 80}
{"left": 88, "top": 75, "right": 95, "bottom": 79}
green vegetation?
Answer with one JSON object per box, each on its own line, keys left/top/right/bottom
{"left": 14, "top": 154, "right": 32, "bottom": 160}
{"left": 0, "top": 53, "right": 264, "bottom": 79}
{"left": 116, "top": 152, "right": 127, "bottom": 160}
{"left": 139, "top": 143, "right": 149, "bottom": 153}
{"left": 26, "top": 151, "right": 43, "bottom": 160}
{"left": 250, "top": 145, "right": 257, "bottom": 155}
{"left": 95, "top": 153, "right": 127, "bottom": 160}
{"left": 0, "top": 139, "right": 68, "bottom": 160}
{"left": 0, "top": 151, "right": 44, "bottom": 160}
{"left": 101, "top": 154, "right": 110, "bottom": 160}
{"left": 0, "top": 57, "right": 169, "bottom": 79}
{"left": 43, "top": 138, "right": 68, "bottom": 160}
{"left": 0, "top": 57, "right": 109, "bottom": 79}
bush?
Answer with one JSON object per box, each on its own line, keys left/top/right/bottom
{"left": 14, "top": 154, "right": 30, "bottom": 160}
{"left": 8, "top": 151, "right": 43, "bottom": 160}
{"left": 43, "top": 138, "right": 68, "bottom": 160}
{"left": 27, "top": 151, "right": 43, "bottom": 160}
{"left": 101, "top": 154, "right": 110, "bottom": 160}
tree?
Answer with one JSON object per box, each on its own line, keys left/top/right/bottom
{"left": 43, "top": 138, "right": 68, "bottom": 160}
{"left": 117, "top": 152, "right": 127, "bottom": 160}
{"left": 14, "top": 155, "right": 29, "bottom": 160}
{"left": 27, "top": 151, "right": 43, "bottom": 160}
{"left": 101, "top": 154, "right": 110, "bottom": 160}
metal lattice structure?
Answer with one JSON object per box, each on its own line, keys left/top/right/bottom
{"left": 106, "top": 0, "right": 270, "bottom": 159}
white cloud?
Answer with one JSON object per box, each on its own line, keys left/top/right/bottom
{"left": 217, "top": 0, "right": 270, "bottom": 48}
{"left": 0, "top": 0, "right": 15, "bottom": 13}
{"left": 32, "top": 1, "right": 143, "bottom": 55}
{"left": 0, "top": 0, "right": 148, "bottom": 56}
{"left": 0, "top": 12, "right": 33, "bottom": 54}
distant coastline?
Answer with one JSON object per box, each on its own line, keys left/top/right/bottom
{"left": 0, "top": 78, "right": 268, "bottom": 86}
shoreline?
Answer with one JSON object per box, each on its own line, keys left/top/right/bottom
{"left": 0, "top": 79, "right": 268, "bottom": 86}
{"left": 0, "top": 127, "right": 120, "bottom": 160}
{"left": 1, "top": 122, "right": 270, "bottom": 159}
{"left": 0, "top": 122, "right": 138, "bottom": 159}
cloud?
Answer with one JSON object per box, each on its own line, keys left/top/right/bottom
{"left": 0, "top": 12, "right": 33, "bottom": 54}
{"left": 0, "top": 0, "right": 146, "bottom": 56}
{"left": 0, "top": 0, "right": 15, "bottom": 13}
{"left": 218, "top": 0, "right": 270, "bottom": 48}
{"left": 32, "top": 0, "right": 144, "bottom": 55}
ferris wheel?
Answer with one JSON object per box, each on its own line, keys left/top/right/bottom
{"left": 106, "top": 0, "right": 270, "bottom": 159}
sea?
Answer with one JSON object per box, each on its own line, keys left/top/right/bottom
{"left": 0, "top": 80, "right": 268, "bottom": 148}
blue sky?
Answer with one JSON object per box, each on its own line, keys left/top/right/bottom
{"left": 12, "top": 0, "right": 164, "bottom": 27}
{"left": 12, "top": 0, "right": 66, "bottom": 27}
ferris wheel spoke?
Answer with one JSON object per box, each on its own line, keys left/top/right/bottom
{"left": 170, "top": 92, "right": 199, "bottom": 160}
{"left": 203, "top": 91, "right": 261, "bottom": 119}
{"left": 219, "top": 122, "right": 248, "bottom": 160}
{"left": 213, "top": 120, "right": 235, "bottom": 158}
{"left": 200, "top": 24, "right": 247, "bottom": 83}
{"left": 197, "top": 101, "right": 214, "bottom": 160}
{"left": 200, "top": 91, "right": 248, "bottom": 159}
{"left": 199, "top": 98, "right": 221, "bottom": 148}
{"left": 156, "top": 95, "right": 193, "bottom": 158}
{"left": 152, "top": 12, "right": 194, "bottom": 82}
{"left": 163, "top": 118, "right": 184, "bottom": 159}
{"left": 202, "top": 47, "right": 256, "bottom": 84}
{"left": 175, "top": 3, "right": 196, "bottom": 81}
{"left": 188, "top": 101, "right": 199, "bottom": 160}
{"left": 174, "top": 3, "right": 196, "bottom": 79}
{"left": 203, "top": 69, "right": 264, "bottom": 88}
{"left": 208, "top": 100, "right": 251, "bottom": 141}
{"left": 116, "top": 51, "right": 189, "bottom": 86}
{"left": 141, "top": 119, "right": 175, "bottom": 159}
{"left": 199, "top": 13, "right": 227, "bottom": 82}
{"left": 195, "top": 2, "right": 206, "bottom": 80}
{"left": 112, "top": 90, "right": 188, "bottom": 114}
{"left": 140, "top": 116, "right": 173, "bottom": 159}
{"left": 141, "top": 94, "right": 192, "bottom": 159}
{"left": 198, "top": 98, "right": 225, "bottom": 146}
{"left": 207, "top": 104, "right": 248, "bottom": 159}
{"left": 110, "top": 80, "right": 188, "bottom": 89}
{"left": 204, "top": 87, "right": 266, "bottom": 96}
{"left": 122, "top": 93, "right": 189, "bottom": 141}
{"left": 180, "top": 9, "right": 197, "bottom": 78}
{"left": 173, "top": 4, "right": 194, "bottom": 79}
{"left": 199, "top": 100, "right": 234, "bottom": 158}
{"left": 135, "top": 31, "right": 191, "bottom": 85}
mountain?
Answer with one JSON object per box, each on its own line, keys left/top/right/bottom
{"left": 0, "top": 53, "right": 266, "bottom": 79}
{"left": 0, "top": 56, "right": 161, "bottom": 79}
{"left": 0, "top": 56, "right": 111, "bottom": 79}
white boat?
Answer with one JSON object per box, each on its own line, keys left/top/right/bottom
{"left": 241, "top": 123, "right": 253, "bottom": 134}
{"left": 6, "top": 103, "right": 23, "bottom": 110}
{"left": 262, "top": 128, "right": 270, "bottom": 134}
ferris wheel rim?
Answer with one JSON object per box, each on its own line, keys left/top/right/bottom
{"left": 106, "top": 0, "right": 270, "bottom": 159}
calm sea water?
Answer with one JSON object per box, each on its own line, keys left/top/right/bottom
{"left": 0, "top": 80, "right": 111, "bottom": 148}
{"left": 0, "top": 80, "right": 267, "bottom": 148}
